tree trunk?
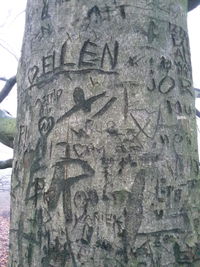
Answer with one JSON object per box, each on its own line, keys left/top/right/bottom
{"left": 9, "top": 0, "right": 200, "bottom": 266}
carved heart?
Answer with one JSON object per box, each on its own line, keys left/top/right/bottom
{"left": 28, "top": 66, "right": 39, "bottom": 84}
{"left": 38, "top": 116, "right": 55, "bottom": 136}
{"left": 73, "top": 144, "right": 88, "bottom": 157}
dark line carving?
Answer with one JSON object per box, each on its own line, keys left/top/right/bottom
{"left": 117, "top": 5, "right": 128, "bottom": 19}
{"left": 160, "top": 135, "right": 169, "bottom": 145}
{"left": 25, "top": 139, "right": 47, "bottom": 205}
{"left": 159, "top": 56, "right": 172, "bottom": 73}
{"left": 130, "top": 113, "right": 151, "bottom": 138}
{"left": 42, "top": 236, "right": 70, "bottom": 267}
{"left": 45, "top": 159, "right": 95, "bottom": 224}
{"left": 56, "top": 142, "right": 71, "bottom": 158}
{"left": 179, "top": 78, "right": 193, "bottom": 96}
{"left": 147, "top": 78, "right": 156, "bottom": 91}
{"left": 60, "top": 41, "right": 76, "bottom": 67}
{"left": 42, "top": 52, "right": 56, "bottom": 74}
{"left": 148, "top": 20, "right": 158, "bottom": 43}
{"left": 38, "top": 117, "right": 55, "bottom": 136}
{"left": 101, "top": 41, "right": 119, "bottom": 69}
{"left": 158, "top": 76, "right": 175, "bottom": 94}
{"left": 27, "top": 178, "right": 45, "bottom": 207}
{"left": 175, "top": 101, "right": 182, "bottom": 114}
{"left": 28, "top": 68, "right": 118, "bottom": 90}
{"left": 92, "top": 97, "right": 117, "bottom": 118}
{"left": 57, "top": 87, "right": 106, "bottom": 122}
{"left": 70, "top": 128, "right": 89, "bottom": 139}
{"left": 87, "top": 6, "right": 102, "bottom": 25}
{"left": 78, "top": 40, "right": 99, "bottom": 68}
{"left": 127, "top": 55, "right": 144, "bottom": 67}
{"left": 28, "top": 66, "right": 39, "bottom": 84}
{"left": 124, "top": 88, "right": 128, "bottom": 121}
{"left": 166, "top": 100, "right": 172, "bottom": 114}
{"left": 41, "top": 0, "right": 50, "bottom": 20}
{"left": 41, "top": 24, "right": 52, "bottom": 37}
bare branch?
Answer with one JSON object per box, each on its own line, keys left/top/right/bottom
{"left": 0, "top": 41, "right": 19, "bottom": 61}
{"left": 188, "top": 0, "right": 200, "bottom": 12}
{"left": 0, "top": 77, "right": 7, "bottom": 82}
{"left": 196, "top": 108, "right": 200, "bottom": 118}
{"left": 0, "top": 109, "right": 16, "bottom": 148}
{"left": 0, "top": 12, "right": 11, "bottom": 28}
{"left": 195, "top": 88, "right": 200, "bottom": 98}
{"left": 8, "top": 10, "right": 26, "bottom": 28}
{"left": 0, "top": 158, "right": 12, "bottom": 169}
{"left": 0, "top": 135, "right": 14, "bottom": 148}
{"left": 0, "top": 75, "right": 16, "bottom": 103}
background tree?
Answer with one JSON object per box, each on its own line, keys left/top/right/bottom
{"left": 7, "top": 0, "right": 200, "bottom": 266}
{"left": 0, "top": 1, "right": 26, "bottom": 171}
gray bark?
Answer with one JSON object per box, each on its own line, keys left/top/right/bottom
{"left": 9, "top": 0, "right": 200, "bottom": 266}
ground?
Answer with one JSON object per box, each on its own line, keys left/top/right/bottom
{"left": 0, "top": 175, "right": 10, "bottom": 267}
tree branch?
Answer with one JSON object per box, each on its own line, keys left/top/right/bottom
{"left": 188, "top": 0, "right": 200, "bottom": 12}
{"left": 0, "top": 109, "right": 16, "bottom": 148}
{"left": 195, "top": 88, "right": 200, "bottom": 98}
{"left": 0, "top": 42, "right": 18, "bottom": 61}
{"left": 0, "top": 77, "right": 7, "bottom": 82}
{"left": 0, "top": 158, "right": 12, "bottom": 169}
{"left": 0, "top": 75, "right": 16, "bottom": 103}
{"left": 196, "top": 108, "right": 200, "bottom": 118}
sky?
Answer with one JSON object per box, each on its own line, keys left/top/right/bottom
{"left": 0, "top": 0, "right": 26, "bottom": 176}
{"left": 0, "top": 2, "right": 200, "bottom": 176}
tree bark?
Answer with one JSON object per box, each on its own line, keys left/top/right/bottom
{"left": 9, "top": 0, "right": 200, "bottom": 266}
